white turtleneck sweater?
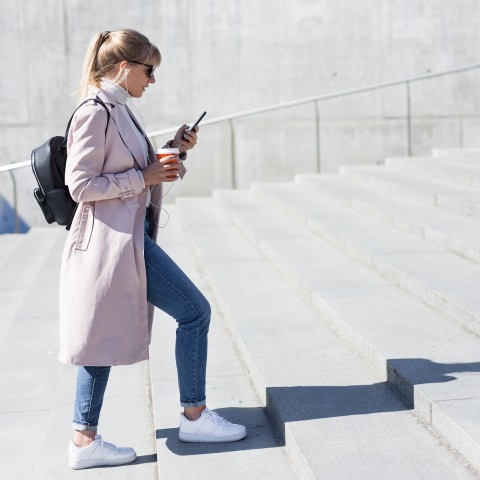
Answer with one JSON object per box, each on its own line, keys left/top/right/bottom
{"left": 99, "top": 78, "right": 151, "bottom": 206}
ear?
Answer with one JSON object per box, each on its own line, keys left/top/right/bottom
{"left": 117, "top": 60, "right": 130, "bottom": 73}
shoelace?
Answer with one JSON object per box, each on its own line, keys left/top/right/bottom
{"left": 95, "top": 435, "right": 117, "bottom": 451}
{"left": 203, "top": 409, "right": 231, "bottom": 426}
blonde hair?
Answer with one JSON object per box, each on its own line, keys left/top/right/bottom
{"left": 77, "top": 29, "right": 161, "bottom": 102}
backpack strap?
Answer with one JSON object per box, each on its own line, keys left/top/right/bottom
{"left": 61, "top": 97, "right": 112, "bottom": 231}
{"left": 60, "top": 97, "right": 111, "bottom": 150}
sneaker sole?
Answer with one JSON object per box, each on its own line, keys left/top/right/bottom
{"left": 68, "top": 452, "right": 137, "bottom": 470}
{"left": 179, "top": 430, "right": 247, "bottom": 443}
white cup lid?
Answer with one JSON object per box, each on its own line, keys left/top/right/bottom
{"left": 156, "top": 148, "right": 179, "bottom": 154}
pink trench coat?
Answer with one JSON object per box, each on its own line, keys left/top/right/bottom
{"left": 58, "top": 87, "right": 186, "bottom": 366}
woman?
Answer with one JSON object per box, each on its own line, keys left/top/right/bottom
{"left": 59, "top": 29, "right": 246, "bottom": 470}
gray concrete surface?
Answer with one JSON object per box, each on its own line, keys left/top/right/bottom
{"left": 434, "top": 148, "right": 480, "bottom": 162}
{"left": 293, "top": 175, "right": 480, "bottom": 262}
{"left": 0, "top": 227, "right": 157, "bottom": 480}
{"left": 246, "top": 182, "right": 480, "bottom": 336}
{"left": 0, "top": 234, "right": 20, "bottom": 269}
{"left": 175, "top": 196, "right": 479, "bottom": 479}
{"left": 149, "top": 207, "right": 298, "bottom": 480}
{"left": 204, "top": 168, "right": 480, "bottom": 472}
{"left": 0, "top": 227, "right": 65, "bottom": 340}
{"left": 3, "top": 147, "right": 480, "bottom": 478}
{"left": 386, "top": 156, "right": 480, "bottom": 186}
{"left": 341, "top": 165, "right": 480, "bottom": 221}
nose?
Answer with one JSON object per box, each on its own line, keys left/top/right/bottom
{"left": 149, "top": 75, "right": 156, "bottom": 84}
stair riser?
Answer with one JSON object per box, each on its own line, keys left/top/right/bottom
{"left": 266, "top": 389, "right": 317, "bottom": 480}
{"left": 175, "top": 211, "right": 317, "bottom": 479}
{"left": 432, "top": 404, "right": 480, "bottom": 473}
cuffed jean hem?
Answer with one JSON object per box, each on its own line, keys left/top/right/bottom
{"left": 180, "top": 399, "right": 207, "bottom": 408}
{"left": 72, "top": 422, "right": 98, "bottom": 431}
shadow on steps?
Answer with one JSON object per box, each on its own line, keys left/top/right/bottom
{"left": 387, "top": 357, "right": 480, "bottom": 408}
{"left": 156, "top": 358, "right": 480, "bottom": 454}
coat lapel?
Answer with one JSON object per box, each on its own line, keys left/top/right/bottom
{"left": 93, "top": 89, "right": 148, "bottom": 170}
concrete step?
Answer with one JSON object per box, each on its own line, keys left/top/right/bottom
{"left": 0, "top": 229, "right": 67, "bottom": 479}
{"left": 0, "top": 233, "right": 22, "bottom": 270}
{"left": 341, "top": 165, "right": 480, "bottom": 219}
{"left": 295, "top": 174, "right": 480, "bottom": 263}
{"left": 433, "top": 148, "right": 480, "bottom": 164}
{"left": 249, "top": 182, "right": 480, "bottom": 338}
{"left": 1, "top": 227, "right": 159, "bottom": 479}
{"left": 175, "top": 196, "right": 478, "bottom": 479}
{"left": 149, "top": 206, "right": 297, "bottom": 480}
{"left": 212, "top": 189, "right": 480, "bottom": 474}
{"left": 0, "top": 227, "right": 66, "bottom": 341}
{"left": 385, "top": 156, "right": 480, "bottom": 187}
{"left": 32, "top": 363, "right": 158, "bottom": 480}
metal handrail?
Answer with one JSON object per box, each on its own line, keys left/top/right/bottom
{"left": 147, "top": 62, "right": 480, "bottom": 137}
{"left": 2, "top": 62, "right": 480, "bottom": 174}
{"left": 0, "top": 160, "right": 30, "bottom": 173}
{"left": 2, "top": 62, "right": 480, "bottom": 232}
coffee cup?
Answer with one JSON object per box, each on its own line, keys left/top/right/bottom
{"left": 156, "top": 148, "right": 180, "bottom": 179}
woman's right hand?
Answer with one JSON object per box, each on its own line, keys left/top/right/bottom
{"left": 142, "top": 155, "right": 180, "bottom": 185}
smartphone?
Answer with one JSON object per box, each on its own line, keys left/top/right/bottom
{"left": 189, "top": 111, "right": 206, "bottom": 132}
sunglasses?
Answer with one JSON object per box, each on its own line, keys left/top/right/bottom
{"left": 129, "top": 60, "right": 156, "bottom": 79}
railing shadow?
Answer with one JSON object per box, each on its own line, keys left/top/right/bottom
{"left": 157, "top": 358, "right": 480, "bottom": 455}
{"left": 387, "top": 357, "right": 480, "bottom": 408}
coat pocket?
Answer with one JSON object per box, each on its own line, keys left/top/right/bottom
{"left": 75, "top": 203, "right": 95, "bottom": 251}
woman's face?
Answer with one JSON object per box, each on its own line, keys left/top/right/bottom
{"left": 119, "top": 59, "right": 157, "bottom": 97}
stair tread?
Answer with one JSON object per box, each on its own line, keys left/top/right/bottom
{"left": 229, "top": 185, "right": 480, "bottom": 332}
{"left": 176, "top": 197, "right": 478, "bottom": 478}
{"left": 386, "top": 156, "right": 480, "bottom": 185}
{"left": 342, "top": 165, "right": 466, "bottom": 193}
{"left": 343, "top": 165, "right": 480, "bottom": 210}
{"left": 213, "top": 189, "right": 480, "bottom": 360}
{"left": 211, "top": 190, "right": 480, "bottom": 470}
{"left": 0, "top": 233, "right": 22, "bottom": 270}
{"left": 0, "top": 227, "right": 66, "bottom": 341}
{"left": 0, "top": 230, "right": 67, "bottom": 478}
{"left": 30, "top": 363, "right": 158, "bottom": 480}
{"left": 1, "top": 227, "right": 158, "bottom": 479}
{"left": 294, "top": 175, "right": 480, "bottom": 261}
{"left": 433, "top": 148, "right": 480, "bottom": 163}
{"left": 149, "top": 206, "right": 298, "bottom": 480}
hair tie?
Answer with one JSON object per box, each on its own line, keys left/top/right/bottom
{"left": 99, "top": 31, "right": 110, "bottom": 48}
{"left": 93, "top": 31, "right": 111, "bottom": 70}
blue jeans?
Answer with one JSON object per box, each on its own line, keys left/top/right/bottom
{"left": 72, "top": 218, "right": 211, "bottom": 430}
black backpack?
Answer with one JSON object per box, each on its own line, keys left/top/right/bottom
{"left": 31, "top": 97, "right": 110, "bottom": 230}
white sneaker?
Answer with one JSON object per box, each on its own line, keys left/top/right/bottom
{"left": 179, "top": 408, "right": 247, "bottom": 442}
{"left": 68, "top": 434, "right": 136, "bottom": 470}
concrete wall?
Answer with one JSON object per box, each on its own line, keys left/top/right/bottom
{"left": 1, "top": 0, "right": 480, "bottom": 227}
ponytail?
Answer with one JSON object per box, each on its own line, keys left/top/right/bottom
{"left": 77, "top": 32, "right": 109, "bottom": 102}
{"left": 76, "top": 29, "right": 161, "bottom": 102}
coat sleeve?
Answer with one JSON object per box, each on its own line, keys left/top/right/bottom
{"left": 65, "top": 102, "right": 144, "bottom": 203}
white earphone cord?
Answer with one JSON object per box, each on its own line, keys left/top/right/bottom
{"left": 126, "top": 95, "right": 176, "bottom": 229}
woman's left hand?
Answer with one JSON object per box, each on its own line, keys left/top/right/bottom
{"left": 172, "top": 125, "right": 198, "bottom": 153}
